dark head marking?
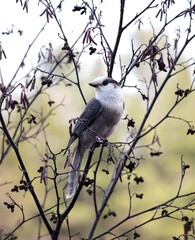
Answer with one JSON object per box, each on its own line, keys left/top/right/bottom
{"left": 102, "top": 78, "right": 120, "bottom": 87}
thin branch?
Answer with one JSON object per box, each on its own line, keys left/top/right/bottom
{"left": 0, "top": 110, "right": 53, "bottom": 236}
{"left": 7, "top": 22, "right": 47, "bottom": 89}
{"left": 93, "top": 142, "right": 105, "bottom": 215}
{"left": 108, "top": 0, "right": 125, "bottom": 77}
{"left": 93, "top": 192, "right": 195, "bottom": 239}
{"left": 122, "top": 0, "right": 156, "bottom": 31}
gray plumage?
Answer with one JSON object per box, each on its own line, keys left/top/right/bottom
{"left": 66, "top": 76, "right": 124, "bottom": 199}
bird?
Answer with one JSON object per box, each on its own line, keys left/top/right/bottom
{"left": 66, "top": 76, "right": 125, "bottom": 199}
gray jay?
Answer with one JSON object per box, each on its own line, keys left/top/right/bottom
{"left": 66, "top": 76, "right": 124, "bottom": 199}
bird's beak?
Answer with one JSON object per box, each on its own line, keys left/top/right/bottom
{"left": 89, "top": 82, "right": 99, "bottom": 88}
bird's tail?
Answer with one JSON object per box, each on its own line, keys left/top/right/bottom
{"left": 66, "top": 144, "right": 85, "bottom": 199}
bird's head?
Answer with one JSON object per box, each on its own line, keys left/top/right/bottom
{"left": 89, "top": 76, "right": 124, "bottom": 105}
{"left": 89, "top": 76, "right": 121, "bottom": 91}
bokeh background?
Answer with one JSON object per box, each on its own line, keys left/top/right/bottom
{"left": 0, "top": 0, "right": 195, "bottom": 239}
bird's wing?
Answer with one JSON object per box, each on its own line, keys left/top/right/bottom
{"left": 67, "top": 98, "right": 103, "bottom": 146}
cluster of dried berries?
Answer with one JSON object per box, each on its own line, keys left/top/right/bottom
{"left": 136, "top": 193, "right": 143, "bottom": 199}
{"left": 161, "top": 209, "right": 168, "bottom": 216}
{"left": 50, "top": 213, "right": 58, "bottom": 224}
{"left": 37, "top": 166, "right": 44, "bottom": 173}
{"left": 41, "top": 76, "right": 53, "bottom": 87}
{"left": 150, "top": 151, "right": 163, "bottom": 157}
{"left": 83, "top": 177, "right": 94, "bottom": 187}
{"left": 103, "top": 210, "right": 117, "bottom": 219}
{"left": 134, "top": 176, "right": 144, "bottom": 185}
{"left": 11, "top": 180, "right": 28, "bottom": 192}
{"left": 86, "top": 188, "right": 93, "bottom": 195}
{"left": 182, "top": 216, "right": 189, "bottom": 222}
{"left": 4, "top": 202, "right": 15, "bottom": 213}
{"left": 187, "top": 128, "right": 195, "bottom": 135}
{"left": 183, "top": 163, "right": 190, "bottom": 170}
{"left": 133, "top": 231, "right": 141, "bottom": 239}
{"left": 127, "top": 118, "right": 135, "bottom": 128}
{"left": 89, "top": 47, "right": 96, "bottom": 55}
{"left": 124, "top": 115, "right": 135, "bottom": 131}
{"left": 11, "top": 185, "right": 19, "bottom": 193}
{"left": 48, "top": 100, "right": 55, "bottom": 107}
{"left": 67, "top": 51, "right": 76, "bottom": 63}
{"left": 5, "top": 234, "right": 18, "bottom": 240}
{"left": 172, "top": 237, "right": 179, "bottom": 240}
{"left": 126, "top": 161, "right": 136, "bottom": 173}
{"left": 175, "top": 88, "right": 190, "bottom": 97}
{"left": 157, "top": 54, "right": 167, "bottom": 72}
{"left": 72, "top": 5, "right": 87, "bottom": 15}
{"left": 102, "top": 169, "right": 109, "bottom": 175}
{"left": 61, "top": 42, "right": 71, "bottom": 51}
{"left": 141, "top": 93, "right": 149, "bottom": 101}
{"left": 27, "top": 114, "right": 37, "bottom": 124}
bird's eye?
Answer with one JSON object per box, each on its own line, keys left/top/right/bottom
{"left": 102, "top": 80, "right": 108, "bottom": 86}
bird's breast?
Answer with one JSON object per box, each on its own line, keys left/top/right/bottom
{"left": 96, "top": 102, "right": 124, "bottom": 138}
